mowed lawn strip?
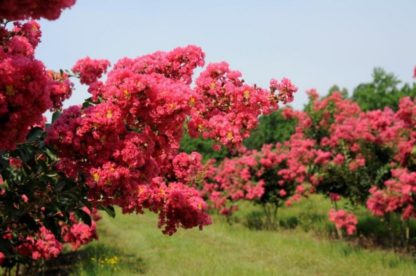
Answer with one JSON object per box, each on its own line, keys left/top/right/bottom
{"left": 75, "top": 209, "right": 416, "bottom": 276}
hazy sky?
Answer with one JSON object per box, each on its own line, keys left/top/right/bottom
{"left": 37, "top": 0, "right": 416, "bottom": 110}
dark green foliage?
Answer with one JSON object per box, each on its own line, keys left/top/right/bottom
{"left": 328, "top": 85, "right": 349, "bottom": 98}
{"left": 243, "top": 109, "right": 297, "bottom": 150}
{"left": 314, "top": 142, "right": 394, "bottom": 205}
{"left": 352, "top": 68, "right": 416, "bottom": 111}
{"left": 0, "top": 126, "right": 91, "bottom": 267}
{"left": 179, "top": 132, "right": 230, "bottom": 162}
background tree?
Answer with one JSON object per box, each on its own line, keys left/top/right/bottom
{"left": 352, "top": 68, "right": 416, "bottom": 111}
{"left": 243, "top": 109, "right": 296, "bottom": 150}
{"left": 328, "top": 85, "right": 348, "bottom": 98}
{"left": 180, "top": 133, "right": 230, "bottom": 162}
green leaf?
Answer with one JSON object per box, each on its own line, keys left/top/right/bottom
{"left": 0, "top": 238, "right": 13, "bottom": 255}
{"left": 52, "top": 111, "right": 62, "bottom": 123}
{"left": 75, "top": 209, "right": 92, "bottom": 226}
{"left": 55, "top": 180, "right": 67, "bottom": 192}
{"left": 82, "top": 97, "right": 94, "bottom": 109}
{"left": 26, "top": 127, "right": 44, "bottom": 143}
{"left": 19, "top": 214, "right": 39, "bottom": 231}
{"left": 44, "top": 216, "right": 61, "bottom": 240}
{"left": 44, "top": 147, "right": 58, "bottom": 162}
{"left": 99, "top": 205, "right": 116, "bottom": 218}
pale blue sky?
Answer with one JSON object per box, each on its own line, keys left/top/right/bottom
{"left": 37, "top": 0, "right": 416, "bottom": 110}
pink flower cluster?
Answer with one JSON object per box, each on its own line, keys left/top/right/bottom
{"left": 204, "top": 154, "right": 265, "bottom": 215}
{"left": 16, "top": 227, "right": 62, "bottom": 260}
{"left": 278, "top": 133, "right": 317, "bottom": 205}
{"left": 47, "top": 69, "right": 73, "bottom": 109}
{"left": 135, "top": 178, "right": 211, "bottom": 235}
{"left": 62, "top": 208, "right": 99, "bottom": 250}
{"left": 172, "top": 152, "right": 203, "bottom": 184}
{"left": 72, "top": 57, "right": 111, "bottom": 85}
{"left": 328, "top": 209, "right": 358, "bottom": 236}
{"left": 188, "top": 62, "right": 295, "bottom": 148}
{"left": 0, "top": 0, "right": 76, "bottom": 21}
{"left": 203, "top": 138, "right": 312, "bottom": 215}
{"left": 62, "top": 221, "right": 98, "bottom": 250}
{"left": 284, "top": 92, "right": 413, "bottom": 184}
{"left": 270, "top": 78, "right": 298, "bottom": 104}
{"left": 1, "top": 207, "right": 99, "bottom": 261}
{"left": 48, "top": 45, "right": 290, "bottom": 234}
{"left": 0, "top": 21, "right": 72, "bottom": 150}
{"left": 367, "top": 169, "right": 416, "bottom": 219}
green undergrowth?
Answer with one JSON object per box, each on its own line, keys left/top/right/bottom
{"left": 238, "top": 195, "right": 416, "bottom": 249}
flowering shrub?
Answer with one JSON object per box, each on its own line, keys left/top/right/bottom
{"left": 284, "top": 91, "right": 416, "bottom": 235}
{"left": 0, "top": 127, "right": 98, "bottom": 268}
{"left": 45, "top": 44, "right": 294, "bottom": 235}
{"left": 46, "top": 46, "right": 208, "bottom": 233}
{"left": 16, "top": 226, "right": 62, "bottom": 261}
{"left": 367, "top": 168, "right": 416, "bottom": 220}
{"left": 204, "top": 152, "right": 266, "bottom": 216}
{"left": 203, "top": 133, "right": 313, "bottom": 225}
{"left": 204, "top": 77, "right": 416, "bottom": 238}
{"left": 0, "top": 1, "right": 296, "bottom": 271}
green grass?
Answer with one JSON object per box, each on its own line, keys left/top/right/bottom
{"left": 72, "top": 200, "right": 416, "bottom": 276}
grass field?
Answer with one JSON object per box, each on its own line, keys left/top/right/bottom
{"left": 70, "top": 196, "right": 416, "bottom": 276}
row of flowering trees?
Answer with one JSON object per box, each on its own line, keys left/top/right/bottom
{"left": 0, "top": 0, "right": 297, "bottom": 271}
{"left": 200, "top": 75, "right": 416, "bottom": 240}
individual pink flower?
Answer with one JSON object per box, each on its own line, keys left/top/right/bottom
{"left": 314, "top": 150, "right": 331, "bottom": 165}
{"left": 329, "top": 193, "right": 341, "bottom": 202}
{"left": 21, "top": 194, "right": 29, "bottom": 203}
{"left": 9, "top": 157, "right": 22, "bottom": 169}
{"left": 333, "top": 154, "right": 345, "bottom": 165}
{"left": 307, "top": 89, "right": 319, "bottom": 101}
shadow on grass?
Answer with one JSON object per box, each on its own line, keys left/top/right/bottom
{"left": 355, "top": 216, "right": 416, "bottom": 251}
{"left": 42, "top": 243, "right": 147, "bottom": 275}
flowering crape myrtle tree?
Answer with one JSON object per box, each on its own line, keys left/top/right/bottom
{"left": 205, "top": 72, "right": 416, "bottom": 240}
{"left": 202, "top": 130, "right": 315, "bottom": 229}
{"left": 0, "top": 0, "right": 297, "bottom": 271}
{"left": 280, "top": 84, "right": 416, "bottom": 239}
{"left": 0, "top": 1, "right": 98, "bottom": 271}
{"left": 269, "top": 89, "right": 416, "bottom": 238}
